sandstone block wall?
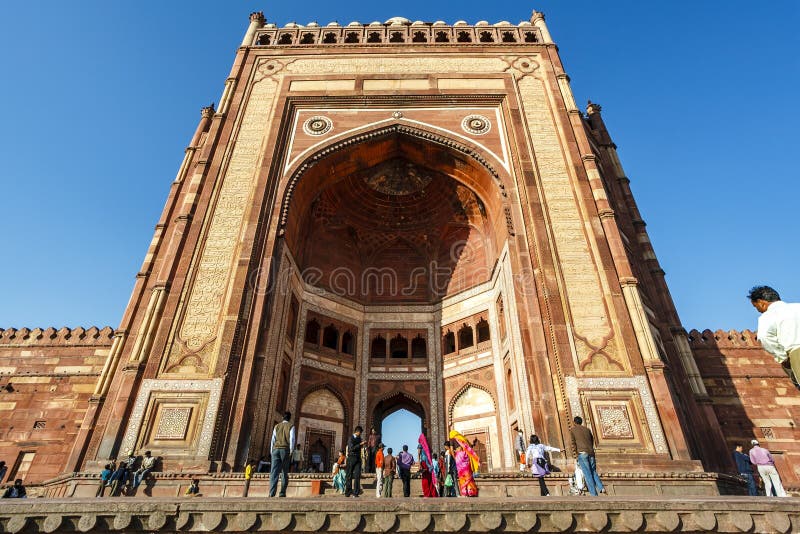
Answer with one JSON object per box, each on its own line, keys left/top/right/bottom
{"left": 689, "top": 328, "right": 800, "bottom": 490}
{"left": 0, "top": 327, "right": 112, "bottom": 484}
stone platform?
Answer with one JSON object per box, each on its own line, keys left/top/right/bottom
{"left": 36, "top": 471, "right": 748, "bottom": 500}
{"left": 0, "top": 496, "right": 798, "bottom": 533}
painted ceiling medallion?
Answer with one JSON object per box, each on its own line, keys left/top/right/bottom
{"left": 303, "top": 115, "right": 333, "bottom": 136}
{"left": 461, "top": 114, "right": 491, "bottom": 135}
{"left": 362, "top": 158, "right": 433, "bottom": 196}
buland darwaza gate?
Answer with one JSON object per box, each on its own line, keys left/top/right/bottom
{"left": 1, "top": 10, "right": 799, "bottom": 512}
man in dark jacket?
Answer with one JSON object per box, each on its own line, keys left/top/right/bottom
{"left": 344, "top": 426, "right": 364, "bottom": 497}
{"left": 733, "top": 444, "right": 757, "bottom": 496}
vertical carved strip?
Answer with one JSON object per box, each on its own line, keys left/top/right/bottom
{"left": 130, "top": 286, "right": 168, "bottom": 363}
{"left": 94, "top": 331, "right": 126, "bottom": 397}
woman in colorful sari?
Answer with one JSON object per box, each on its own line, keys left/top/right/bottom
{"left": 525, "top": 434, "right": 561, "bottom": 496}
{"left": 332, "top": 450, "right": 346, "bottom": 494}
{"left": 453, "top": 442, "right": 478, "bottom": 496}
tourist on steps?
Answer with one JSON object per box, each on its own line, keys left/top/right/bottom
{"left": 332, "top": 450, "right": 346, "bottom": 494}
{"left": 396, "top": 445, "right": 414, "bottom": 497}
{"left": 525, "top": 434, "right": 561, "bottom": 497}
{"left": 569, "top": 416, "right": 606, "bottom": 496}
{"left": 732, "top": 444, "right": 758, "bottom": 496}
{"left": 449, "top": 430, "right": 479, "bottom": 497}
{"left": 374, "top": 443, "right": 385, "bottom": 497}
{"left": 381, "top": 447, "right": 396, "bottom": 498}
{"left": 269, "top": 411, "right": 295, "bottom": 497}
{"left": 749, "top": 439, "right": 788, "bottom": 497}
{"left": 344, "top": 425, "right": 364, "bottom": 497}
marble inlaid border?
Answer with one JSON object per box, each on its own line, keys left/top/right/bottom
{"left": 564, "top": 376, "right": 667, "bottom": 454}
{"left": 302, "top": 357, "right": 357, "bottom": 378}
{"left": 120, "top": 378, "right": 223, "bottom": 458}
{"left": 443, "top": 357, "right": 493, "bottom": 378}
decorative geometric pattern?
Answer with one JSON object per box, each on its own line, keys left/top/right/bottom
{"left": 361, "top": 159, "right": 433, "bottom": 196}
{"left": 154, "top": 407, "right": 192, "bottom": 440}
{"left": 303, "top": 116, "right": 333, "bottom": 136}
{"left": 564, "top": 376, "right": 668, "bottom": 453}
{"left": 461, "top": 114, "right": 491, "bottom": 135}
{"left": 597, "top": 405, "right": 634, "bottom": 440}
{"left": 120, "top": 378, "right": 222, "bottom": 457}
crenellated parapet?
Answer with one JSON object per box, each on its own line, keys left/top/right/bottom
{"left": 0, "top": 326, "right": 114, "bottom": 346}
{"left": 686, "top": 328, "right": 760, "bottom": 349}
{"left": 250, "top": 18, "right": 544, "bottom": 47}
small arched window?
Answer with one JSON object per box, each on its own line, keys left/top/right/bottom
{"left": 367, "top": 32, "right": 381, "bottom": 43}
{"left": 435, "top": 31, "right": 449, "bottom": 43}
{"left": 305, "top": 319, "right": 320, "bottom": 344}
{"left": 323, "top": 324, "right": 339, "bottom": 350}
{"left": 505, "top": 368, "right": 515, "bottom": 411}
{"left": 443, "top": 331, "right": 456, "bottom": 354}
{"left": 278, "top": 33, "right": 293, "bottom": 45}
{"left": 411, "top": 335, "right": 427, "bottom": 358}
{"left": 501, "top": 31, "right": 516, "bottom": 43}
{"left": 257, "top": 34, "right": 271, "bottom": 45}
{"left": 390, "top": 334, "right": 408, "bottom": 358}
{"left": 371, "top": 335, "right": 386, "bottom": 358}
{"left": 479, "top": 31, "right": 494, "bottom": 43}
{"left": 345, "top": 32, "right": 359, "bottom": 43}
{"left": 477, "top": 318, "right": 490, "bottom": 343}
{"left": 412, "top": 31, "right": 426, "bottom": 43}
{"left": 457, "top": 31, "right": 471, "bottom": 43}
{"left": 300, "top": 33, "right": 315, "bottom": 44}
{"left": 524, "top": 32, "right": 538, "bottom": 43}
{"left": 322, "top": 32, "right": 337, "bottom": 44}
{"left": 389, "top": 32, "right": 404, "bottom": 43}
{"left": 458, "top": 324, "right": 474, "bottom": 350}
{"left": 341, "top": 331, "right": 355, "bottom": 355}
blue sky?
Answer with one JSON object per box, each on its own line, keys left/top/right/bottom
{"left": 0, "top": 1, "right": 797, "bottom": 333}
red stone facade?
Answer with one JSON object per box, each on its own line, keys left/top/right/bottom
{"left": 689, "top": 329, "right": 800, "bottom": 491}
{"left": 0, "top": 327, "right": 113, "bottom": 484}
{"left": 0, "top": 11, "right": 798, "bottom": 497}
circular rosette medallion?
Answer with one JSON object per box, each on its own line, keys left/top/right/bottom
{"left": 461, "top": 115, "right": 491, "bottom": 135}
{"left": 303, "top": 116, "right": 333, "bottom": 136}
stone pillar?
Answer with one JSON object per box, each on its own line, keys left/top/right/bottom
{"left": 530, "top": 11, "right": 553, "bottom": 44}
{"left": 241, "top": 11, "right": 265, "bottom": 47}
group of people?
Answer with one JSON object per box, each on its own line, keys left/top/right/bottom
{"left": 95, "top": 450, "right": 157, "bottom": 497}
{"left": 331, "top": 426, "right": 481, "bottom": 498}
{"left": 733, "top": 440, "right": 789, "bottom": 497}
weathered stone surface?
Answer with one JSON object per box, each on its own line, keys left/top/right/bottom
{"left": 0, "top": 497, "right": 797, "bottom": 533}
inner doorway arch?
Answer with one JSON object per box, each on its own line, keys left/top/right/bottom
{"left": 371, "top": 392, "right": 427, "bottom": 437}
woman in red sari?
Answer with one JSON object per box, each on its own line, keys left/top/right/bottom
{"left": 419, "top": 460, "right": 437, "bottom": 497}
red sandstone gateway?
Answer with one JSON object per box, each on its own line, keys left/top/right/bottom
{"left": 0, "top": 10, "right": 796, "bottom": 499}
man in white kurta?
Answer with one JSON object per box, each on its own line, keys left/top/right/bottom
{"left": 749, "top": 286, "right": 800, "bottom": 390}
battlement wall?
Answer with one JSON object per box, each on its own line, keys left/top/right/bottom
{"left": 688, "top": 327, "right": 800, "bottom": 490}
{"left": 0, "top": 326, "right": 114, "bottom": 347}
{"left": 0, "top": 326, "right": 112, "bottom": 485}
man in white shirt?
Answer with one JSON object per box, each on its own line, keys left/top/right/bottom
{"left": 749, "top": 286, "right": 800, "bottom": 391}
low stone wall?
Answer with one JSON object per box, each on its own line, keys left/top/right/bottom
{"left": 0, "top": 496, "right": 797, "bottom": 533}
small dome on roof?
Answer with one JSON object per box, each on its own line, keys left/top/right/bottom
{"left": 368, "top": 21, "right": 382, "bottom": 26}
{"left": 327, "top": 21, "right": 340, "bottom": 27}
{"left": 475, "top": 20, "right": 489, "bottom": 26}
{"left": 347, "top": 21, "right": 362, "bottom": 26}
{"left": 518, "top": 21, "right": 532, "bottom": 26}
{"left": 494, "top": 21, "right": 512, "bottom": 26}
{"left": 411, "top": 20, "right": 426, "bottom": 26}
{"left": 306, "top": 22, "right": 319, "bottom": 27}
{"left": 284, "top": 22, "right": 299, "bottom": 28}
{"left": 264, "top": 23, "right": 276, "bottom": 28}
{"left": 385, "top": 16, "right": 411, "bottom": 25}
{"left": 432, "top": 21, "right": 447, "bottom": 26}
{"left": 453, "top": 20, "right": 468, "bottom": 26}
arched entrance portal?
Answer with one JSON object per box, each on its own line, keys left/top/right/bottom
{"left": 254, "top": 124, "right": 533, "bottom": 470}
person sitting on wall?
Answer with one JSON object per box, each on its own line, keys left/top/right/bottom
{"left": 1, "top": 479, "right": 27, "bottom": 498}
{"left": 749, "top": 285, "right": 800, "bottom": 390}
